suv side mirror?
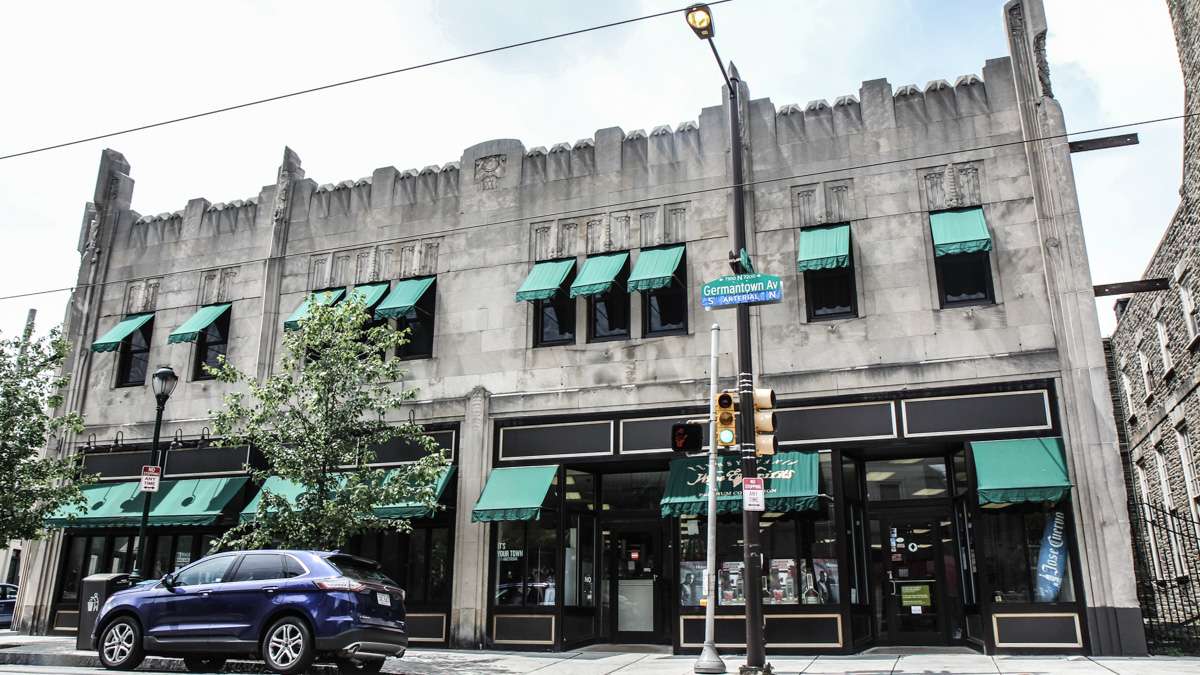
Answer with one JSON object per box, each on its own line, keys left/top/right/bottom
{"left": 160, "top": 574, "right": 175, "bottom": 590}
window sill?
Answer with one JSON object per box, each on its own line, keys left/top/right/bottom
{"left": 533, "top": 340, "right": 576, "bottom": 349}
{"left": 939, "top": 299, "right": 996, "bottom": 311}
{"left": 114, "top": 381, "right": 144, "bottom": 389}
{"left": 806, "top": 313, "right": 858, "bottom": 323}
{"left": 587, "top": 334, "right": 631, "bottom": 344}
{"left": 643, "top": 328, "right": 689, "bottom": 339}
{"left": 395, "top": 354, "right": 434, "bottom": 362}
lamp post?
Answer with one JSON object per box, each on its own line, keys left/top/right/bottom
{"left": 685, "top": 5, "right": 770, "bottom": 674}
{"left": 131, "top": 365, "right": 178, "bottom": 581}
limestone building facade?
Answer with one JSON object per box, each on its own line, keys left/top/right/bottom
{"left": 13, "top": 0, "right": 1145, "bottom": 656}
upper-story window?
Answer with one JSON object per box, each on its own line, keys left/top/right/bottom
{"left": 797, "top": 223, "right": 855, "bottom": 321}
{"left": 1138, "top": 348, "right": 1154, "bottom": 401}
{"left": 1156, "top": 317, "right": 1175, "bottom": 378}
{"left": 193, "top": 307, "right": 231, "bottom": 379}
{"left": 1179, "top": 275, "right": 1199, "bottom": 346}
{"left": 381, "top": 278, "right": 437, "bottom": 360}
{"left": 516, "top": 258, "right": 577, "bottom": 348}
{"left": 90, "top": 314, "right": 156, "bottom": 388}
{"left": 630, "top": 245, "right": 688, "bottom": 337}
{"left": 569, "top": 252, "right": 630, "bottom": 343}
{"left": 929, "top": 207, "right": 994, "bottom": 308}
{"left": 1175, "top": 426, "right": 1200, "bottom": 534}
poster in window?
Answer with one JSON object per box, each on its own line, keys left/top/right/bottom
{"left": 1034, "top": 510, "right": 1068, "bottom": 602}
{"left": 765, "top": 559, "right": 798, "bottom": 604}
{"left": 679, "top": 561, "right": 707, "bottom": 606}
{"left": 812, "top": 558, "right": 839, "bottom": 604}
{"left": 719, "top": 561, "right": 745, "bottom": 605}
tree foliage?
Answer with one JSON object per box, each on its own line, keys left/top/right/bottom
{"left": 0, "top": 325, "right": 87, "bottom": 545}
{"left": 210, "top": 294, "right": 448, "bottom": 552}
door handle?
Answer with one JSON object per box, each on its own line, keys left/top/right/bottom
{"left": 199, "top": 590, "right": 211, "bottom": 597}
{"left": 263, "top": 586, "right": 279, "bottom": 594}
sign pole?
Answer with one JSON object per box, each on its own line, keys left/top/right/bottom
{"left": 695, "top": 323, "right": 726, "bottom": 674}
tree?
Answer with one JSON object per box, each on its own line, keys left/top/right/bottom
{"left": 0, "top": 319, "right": 87, "bottom": 545}
{"left": 209, "top": 293, "right": 449, "bottom": 551}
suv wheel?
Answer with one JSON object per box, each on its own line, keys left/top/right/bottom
{"left": 261, "top": 616, "right": 314, "bottom": 674}
{"left": 337, "top": 657, "right": 385, "bottom": 673}
{"left": 183, "top": 656, "right": 227, "bottom": 672}
{"left": 97, "top": 616, "right": 145, "bottom": 671}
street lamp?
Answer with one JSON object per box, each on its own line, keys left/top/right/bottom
{"left": 684, "top": 5, "right": 771, "bottom": 675}
{"left": 131, "top": 365, "right": 178, "bottom": 581}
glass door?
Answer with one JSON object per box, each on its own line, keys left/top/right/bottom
{"left": 880, "top": 514, "right": 949, "bottom": 644}
{"left": 608, "top": 522, "right": 666, "bottom": 643}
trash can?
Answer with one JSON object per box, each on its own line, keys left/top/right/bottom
{"left": 77, "top": 573, "right": 132, "bottom": 651}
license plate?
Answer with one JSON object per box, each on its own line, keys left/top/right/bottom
{"left": 376, "top": 592, "right": 391, "bottom": 607}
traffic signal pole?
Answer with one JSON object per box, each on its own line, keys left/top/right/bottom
{"left": 726, "top": 69, "right": 770, "bottom": 675}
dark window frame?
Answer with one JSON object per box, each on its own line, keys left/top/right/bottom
{"left": 192, "top": 308, "right": 231, "bottom": 381}
{"left": 116, "top": 319, "right": 153, "bottom": 388}
{"left": 641, "top": 251, "right": 689, "bottom": 338}
{"left": 534, "top": 267, "right": 577, "bottom": 348}
{"left": 803, "top": 253, "right": 858, "bottom": 322}
{"left": 394, "top": 278, "right": 437, "bottom": 361}
{"left": 587, "top": 262, "right": 631, "bottom": 343}
{"left": 934, "top": 250, "right": 995, "bottom": 309}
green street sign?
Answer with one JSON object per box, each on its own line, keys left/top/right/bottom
{"left": 701, "top": 273, "right": 784, "bottom": 309}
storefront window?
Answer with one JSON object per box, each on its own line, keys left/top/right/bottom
{"left": 565, "top": 470, "right": 595, "bottom": 508}
{"left": 59, "top": 537, "right": 86, "bottom": 602}
{"left": 565, "top": 513, "right": 595, "bottom": 607}
{"left": 952, "top": 451, "right": 969, "bottom": 496}
{"left": 493, "top": 516, "right": 559, "bottom": 607}
{"left": 979, "top": 505, "right": 1076, "bottom": 603}
{"left": 865, "top": 457, "right": 948, "bottom": 501}
{"left": 601, "top": 472, "right": 667, "bottom": 511}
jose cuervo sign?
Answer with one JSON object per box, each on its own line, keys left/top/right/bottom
{"left": 701, "top": 273, "right": 784, "bottom": 309}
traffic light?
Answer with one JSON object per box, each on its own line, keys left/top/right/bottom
{"left": 714, "top": 390, "right": 738, "bottom": 448}
{"left": 753, "top": 388, "right": 778, "bottom": 456}
{"left": 671, "top": 423, "right": 704, "bottom": 453}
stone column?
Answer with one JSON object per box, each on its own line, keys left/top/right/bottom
{"left": 449, "top": 386, "right": 492, "bottom": 647}
{"left": 254, "top": 147, "right": 303, "bottom": 382}
{"left": 1004, "top": 0, "right": 1146, "bottom": 655}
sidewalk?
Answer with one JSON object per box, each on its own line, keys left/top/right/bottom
{"left": 5, "top": 631, "right": 1200, "bottom": 674}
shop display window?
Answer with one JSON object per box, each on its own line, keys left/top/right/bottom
{"left": 493, "top": 516, "right": 559, "bottom": 607}
{"left": 865, "top": 457, "right": 948, "bottom": 501}
{"left": 979, "top": 503, "right": 1076, "bottom": 604}
{"left": 565, "top": 513, "right": 596, "bottom": 607}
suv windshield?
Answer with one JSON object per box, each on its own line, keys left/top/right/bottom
{"left": 326, "top": 556, "right": 398, "bottom": 586}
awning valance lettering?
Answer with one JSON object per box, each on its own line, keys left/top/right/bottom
{"left": 569, "top": 252, "right": 628, "bottom": 298}
{"left": 375, "top": 277, "right": 435, "bottom": 320}
{"left": 970, "top": 436, "right": 1072, "bottom": 505}
{"left": 515, "top": 260, "right": 575, "bottom": 302}
{"left": 471, "top": 465, "right": 558, "bottom": 522}
{"left": 47, "top": 477, "right": 248, "bottom": 528}
{"left": 168, "top": 304, "right": 232, "bottom": 344}
{"left": 797, "top": 224, "right": 851, "bottom": 272}
{"left": 628, "top": 245, "right": 685, "bottom": 292}
{"left": 660, "top": 451, "right": 820, "bottom": 518}
{"left": 91, "top": 313, "right": 153, "bottom": 353}
{"left": 284, "top": 288, "right": 346, "bottom": 331}
{"left": 930, "top": 207, "right": 992, "bottom": 257}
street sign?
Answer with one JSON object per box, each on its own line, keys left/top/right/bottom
{"left": 139, "top": 465, "right": 161, "bottom": 493}
{"left": 701, "top": 273, "right": 783, "bottom": 309}
{"left": 742, "top": 477, "right": 765, "bottom": 511}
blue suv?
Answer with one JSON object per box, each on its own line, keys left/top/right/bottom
{"left": 92, "top": 551, "right": 407, "bottom": 674}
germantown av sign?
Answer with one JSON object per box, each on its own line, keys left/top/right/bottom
{"left": 701, "top": 273, "right": 784, "bottom": 309}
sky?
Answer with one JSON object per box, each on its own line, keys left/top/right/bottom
{"left": 0, "top": 0, "right": 1184, "bottom": 341}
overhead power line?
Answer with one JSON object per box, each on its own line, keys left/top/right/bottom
{"left": 0, "top": 111, "right": 1188, "bottom": 306}
{"left": 0, "top": 0, "right": 734, "bottom": 162}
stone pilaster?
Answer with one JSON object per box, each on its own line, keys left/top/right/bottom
{"left": 1004, "top": 0, "right": 1146, "bottom": 655}
{"left": 449, "top": 386, "right": 491, "bottom": 647}
{"left": 254, "top": 147, "right": 303, "bottom": 381}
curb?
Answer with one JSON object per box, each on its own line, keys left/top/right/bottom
{"left": 0, "top": 649, "right": 338, "bottom": 672}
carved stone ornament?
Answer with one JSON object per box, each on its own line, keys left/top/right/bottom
{"left": 474, "top": 154, "right": 506, "bottom": 190}
{"left": 1034, "top": 31, "right": 1054, "bottom": 99}
{"left": 84, "top": 216, "right": 101, "bottom": 263}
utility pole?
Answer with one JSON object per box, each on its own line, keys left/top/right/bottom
{"left": 695, "top": 323, "right": 725, "bottom": 673}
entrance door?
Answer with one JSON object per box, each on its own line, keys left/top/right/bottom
{"left": 879, "top": 514, "right": 948, "bottom": 644}
{"left": 607, "top": 522, "right": 665, "bottom": 643}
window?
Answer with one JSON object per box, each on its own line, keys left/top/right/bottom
{"left": 193, "top": 309, "right": 230, "bottom": 380}
{"left": 588, "top": 267, "right": 630, "bottom": 341}
{"left": 935, "top": 251, "right": 994, "bottom": 308}
{"left": 173, "top": 556, "right": 233, "bottom": 587}
{"left": 1139, "top": 350, "right": 1154, "bottom": 400}
{"left": 116, "top": 318, "right": 153, "bottom": 387}
{"left": 865, "top": 458, "right": 948, "bottom": 501}
{"left": 804, "top": 266, "right": 856, "bottom": 321}
{"left": 230, "top": 554, "right": 284, "bottom": 582}
{"left": 534, "top": 269, "right": 577, "bottom": 347}
{"left": 395, "top": 279, "right": 436, "bottom": 360}
{"left": 1180, "top": 278, "right": 1199, "bottom": 343}
{"left": 493, "top": 516, "right": 559, "bottom": 607}
{"left": 283, "top": 556, "right": 306, "bottom": 578}
{"left": 978, "top": 506, "right": 1075, "bottom": 603}
{"left": 1155, "top": 444, "right": 1175, "bottom": 509}
{"left": 1178, "top": 426, "right": 1200, "bottom": 530}
{"left": 1119, "top": 358, "right": 1136, "bottom": 420}
{"left": 1135, "top": 461, "right": 1162, "bottom": 578}
{"left": 1156, "top": 319, "right": 1175, "bottom": 377}
{"left": 643, "top": 268, "right": 688, "bottom": 336}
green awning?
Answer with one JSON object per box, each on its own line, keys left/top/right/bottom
{"left": 375, "top": 278, "right": 436, "bottom": 320}
{"left": 797, "top": 224, "right": 851, "bottom": 272}
{"left": 168, "top": 304, "right": 232, "bottom": 344}
{"left": 91, "top": 314, "right": 153, "bottom": 353}
{"left": 569, "top": 252, "right": 629, "bottom": 298}
{"left": 471, "top": 465, "right": 558, "bottom": 523}
{"left": 660, "top": 451, "right": 820, "bottom": 518}
{"left": 628, "top": 245, "right": 685, "bottom": 292}
{"left": 970, "top": 437, "right": 1072, "bottom": 505}
{"left": 47, "top": 477, "right": 248, "bottom": 528}
{"left": 515, "top": 259, "right": 575, "bottom": 302}
{"left": 347, "top": 282, "right": 391, "bottom": 311}
{"left": 283, "top": 288, "right": 346, "bottom": 331}
{"left": 240, "top": 468, "right": 456, "bottom": 522}
{"left": 930, "top": 207, "right": 992, "bottom": 257}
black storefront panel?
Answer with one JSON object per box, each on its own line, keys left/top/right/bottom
{"left": 992, "top": 613, "right": 1083, "bottom": 648}
{"left": 163, "top": 445, "right": 254, "bottom": 476}
{"left": 776, "top": 402, "right": 896, "bottom": 445}
{"left": 374, "top": 429, "right": 456, "bottom": 464}
{"left": 80, "top": 450, "right": 152, "bottom": 479}
{"left": 498, "top": 421, "right": 612, "bottom": 461}
{"left": 406, "top": 613, "right": 448, "bottom": 643}
{"left": 493, "top": 614, "right": 556, "bottom": 645}
{"left": 902, "top": 390, "right": 1051, "bottom": 437}
{"left": 620, "top": 417, "right": 707, "bottom": 455}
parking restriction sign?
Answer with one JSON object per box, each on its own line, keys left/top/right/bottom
{"left": 742, "top": 477, "right": 765, "bottom": 511}
{"left": 140, "top": 465, "right": 161, "bottom": 493}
